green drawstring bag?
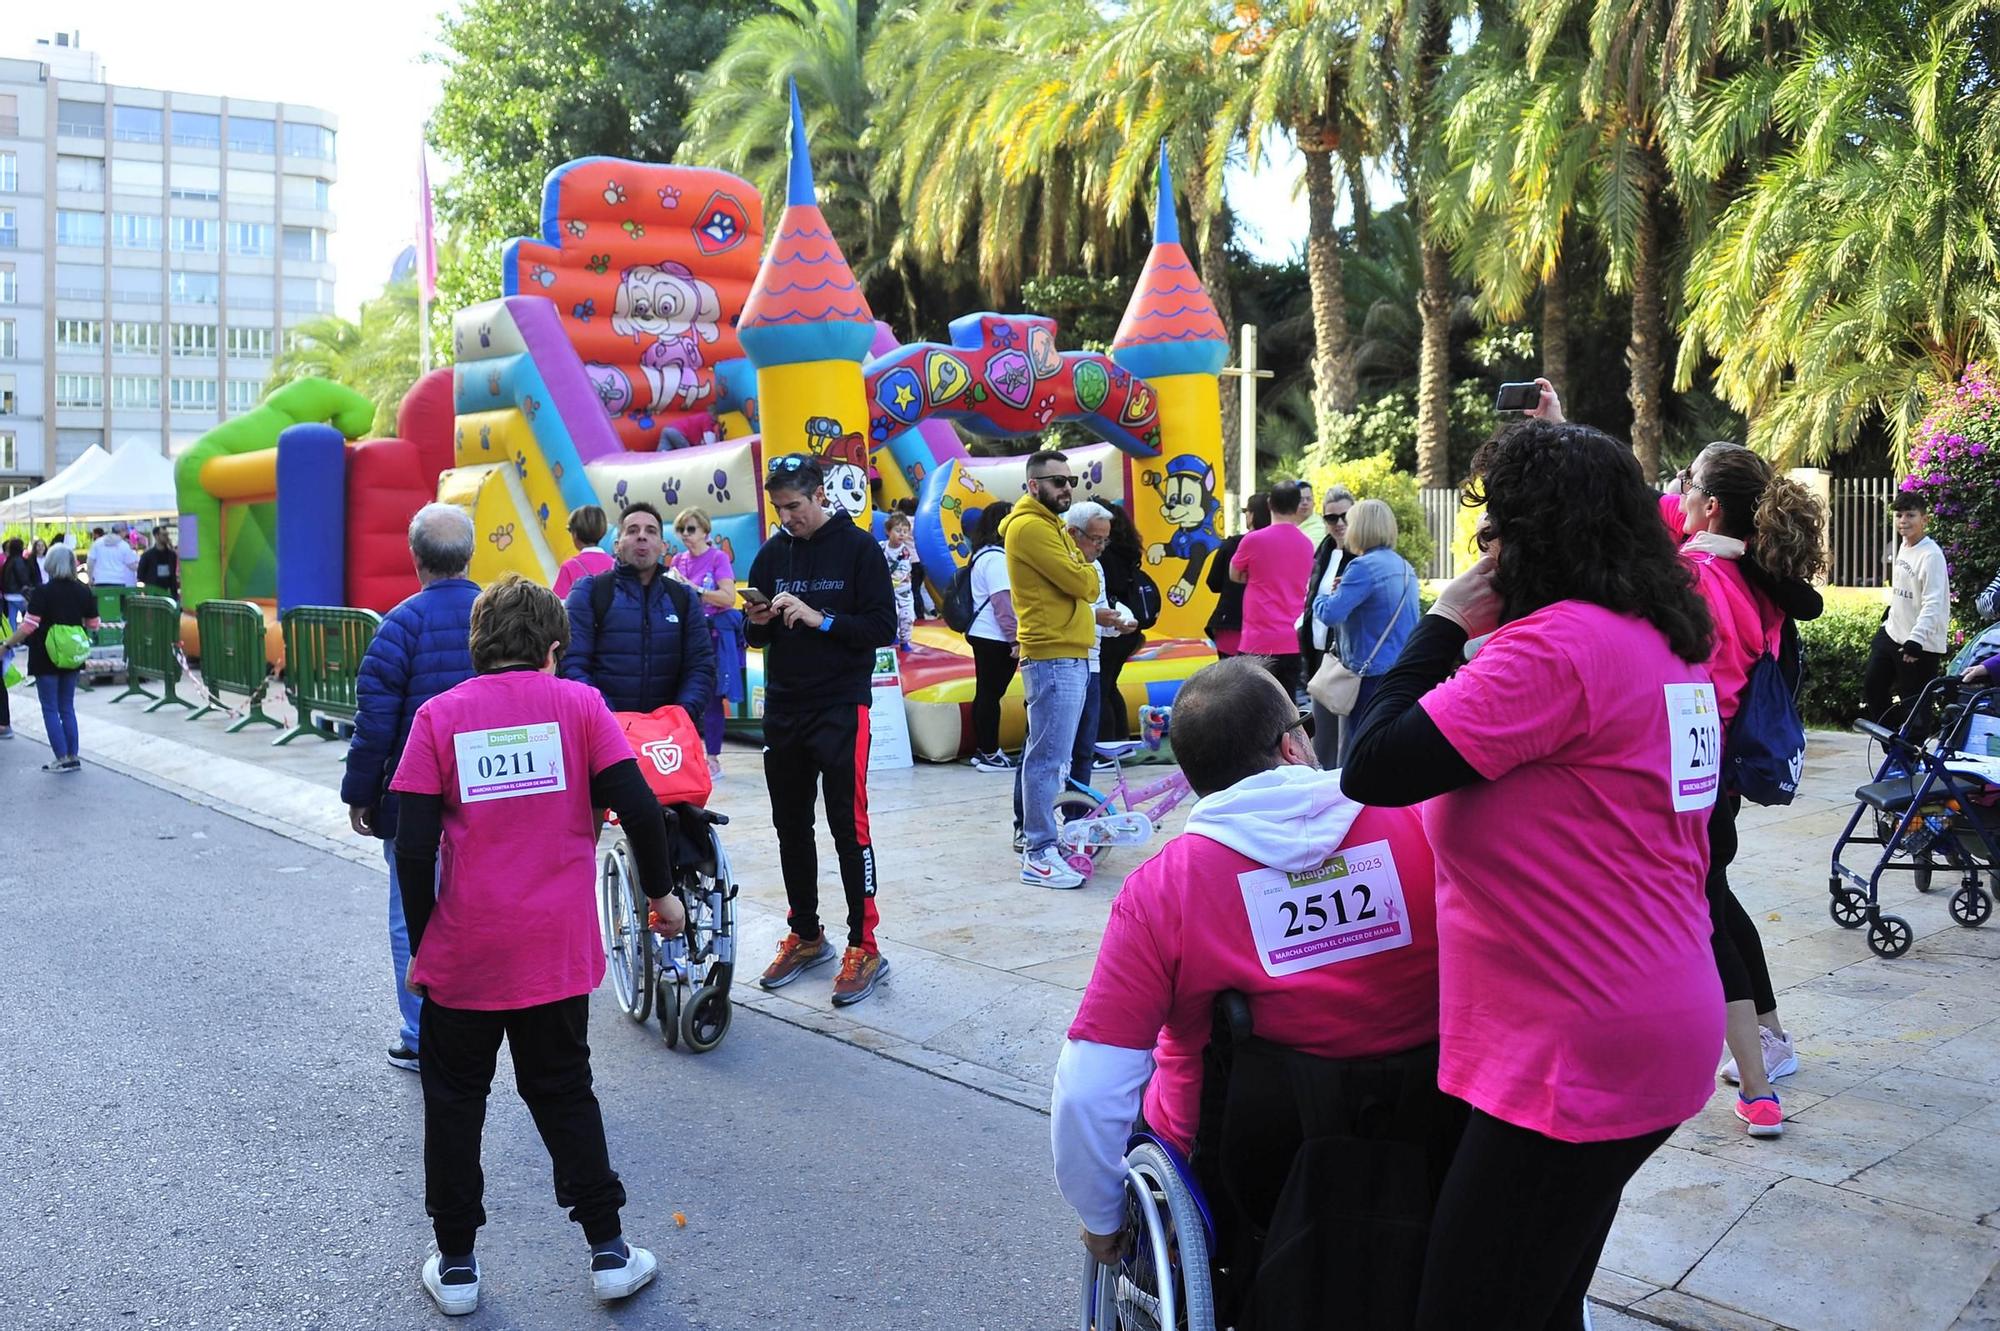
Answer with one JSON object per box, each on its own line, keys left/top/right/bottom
{"left": 45, "top": 624, "right": 92, "bottom": 670}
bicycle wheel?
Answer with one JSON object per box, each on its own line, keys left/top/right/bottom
{"left": 600, "top": 841, "right": 653, "bottom": 1022}
{"left": 1056, "top": 792, "right": 1107, "bottom": 861}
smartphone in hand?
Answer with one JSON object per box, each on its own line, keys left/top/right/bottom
{"left": 739, "top": 587, "right": 771, "bottom": 607}
{"left": 1494, "top": 381, "right": 1541, "bottom": 413}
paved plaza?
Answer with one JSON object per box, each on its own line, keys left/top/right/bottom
{"left": 14, "top": 675, "right": 2000, "bottom": 1329}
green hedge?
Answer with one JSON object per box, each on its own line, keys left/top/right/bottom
{"left": 1799, "top": 604, "right": 1880, "bottom": 729}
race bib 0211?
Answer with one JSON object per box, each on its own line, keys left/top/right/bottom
{"left": 1236, "top": 837, "right": 1412, "bottom": 979}
{"left": 1665, "top": 681, "right": 1722, "bottom": 813}
{"left": 453, "top": 722, "right": 567, "bottom": 804}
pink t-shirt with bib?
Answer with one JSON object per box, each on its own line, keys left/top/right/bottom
{"left": 390, "top": 670, "right": 635, "bottom": 1010}
{"left": 1067, "top": 805, "right": 1440, "bottom": 1153}
{"left": 1230, "top": 523, "right": 1315, "bottom": 655}
{"left": 1419, "top": 601, "right": 1723, "bottom": 1142}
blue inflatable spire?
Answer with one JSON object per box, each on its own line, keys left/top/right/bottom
{"left": 1154, "top": 143, "right": 1180, "bottom": 247}
{"left": 787, "top": 79, "right": 815, "bottom": 206}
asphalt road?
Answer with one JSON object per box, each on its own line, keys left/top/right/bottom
{"left": 0, "top": 747, "right": 1080, "bottom": 1330}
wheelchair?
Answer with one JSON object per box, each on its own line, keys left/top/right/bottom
{"left": 600, "top": 803, "right": 740, "bottom": 1052}
{"left": 1081, "top": 996, "right": 1465, "bottom": 1331}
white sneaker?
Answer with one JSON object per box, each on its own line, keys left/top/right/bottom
{"left": 1721, "top": 1027, "right": 1799, "bottom": 1085}
{"left": 590, "top": 1242, "right": 658, "bottom": 1302}
{"left": 421, "top": 1252, "right": 479, "bottom": 1316}
{"left": 1022, "top": 847, "right": 1085, "bottom": 890}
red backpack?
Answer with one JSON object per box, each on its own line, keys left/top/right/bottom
{"left": 613, "top": 705, "right": 713, "bottom": 808}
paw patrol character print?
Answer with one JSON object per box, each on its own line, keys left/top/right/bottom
{"left": 803, "top": 415, "right": 871, "bottom": 520}
{"left": 612, "top": 262, "right": 722, "bottom": 411}
{"left": 1141, "top": 455, "right": 1223, "bottom": 607}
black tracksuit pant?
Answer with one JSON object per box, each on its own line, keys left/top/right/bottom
{"left": 419, "top": 994, "right": 625, "bottom": 1255}
{"left": 1864, "top": 627, "right": 1942, "bottom": 727}
{"left": 765, "top": 703, "right": 879, "bottom": 951}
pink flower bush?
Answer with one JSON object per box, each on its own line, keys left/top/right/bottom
{"left": 1903, "top": 365, "right": 2000, "bottom": 609}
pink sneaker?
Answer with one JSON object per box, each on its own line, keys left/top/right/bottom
{"left": 1734, "top": 1093, "right": 1784, "bottom": 1138}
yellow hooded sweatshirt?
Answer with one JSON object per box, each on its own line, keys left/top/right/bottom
{"left": 1001, "top": 493, "right": 1101, "bottom": 660}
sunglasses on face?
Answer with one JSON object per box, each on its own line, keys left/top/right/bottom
{"left": 1035, "top": 474, "right": 1076, "bottom": 488}
{"left": 1325, "top": 511, "right": 1349, "bottom": 525}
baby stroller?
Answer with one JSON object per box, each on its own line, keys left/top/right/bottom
{"left": 1830, "top": 677, "right": 2000, "bottom": 958}
{"left": 601, "top": 802, "right": 740, "bottom": 1052}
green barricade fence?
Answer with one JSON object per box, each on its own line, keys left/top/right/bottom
{"left": 111, "top": 594, "right": 192, "bottom": 713}
{"left": 189, "top": 599, "right": 280, "bottom": 733}
{"left": 276, "top": 605, "right": 382, "bottom": 747}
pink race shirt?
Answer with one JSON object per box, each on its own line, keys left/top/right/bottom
{"left": 390, "top": 670, "right": 636, "bottom": 1010}
{"left": 1067, "top": 806, "right": 1440, "bottom": 1153}
{"left": 1419, "top": 601, "right": 1724, "bottom": 1142}
{"left": 1230, "top": 523, "right": 1316, "bottom": 655}
{"left": 552, "top": 548, "right": 616, "bottom": 599}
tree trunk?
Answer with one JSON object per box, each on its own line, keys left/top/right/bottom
{"left": 1541, "top": 251, "right": 1570, "bottom": 394}
{"left": 1416, "top": 238, "right": 1453, "bottom": 487}
{"left": 1304, "top": 146, "right": 1355, "bottom": 439}
{"left": 1196, "top": 201, "right": 1241, "bottom": 481}
{"left": 1626, "top": 178, "right": 1665, "bottom": 482}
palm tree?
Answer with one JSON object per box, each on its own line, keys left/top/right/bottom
{"left": 1678, "top": 1, "right": 2000, "bottom": 467}
{"left": 265, "top": 280, "right": 421, "bottom": 437}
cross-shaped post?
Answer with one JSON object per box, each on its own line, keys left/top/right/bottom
{"left": 1218, "top": 324, "right": 1274, "bottom": 535}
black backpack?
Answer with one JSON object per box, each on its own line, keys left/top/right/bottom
{"left": 943, "top": 546, "right": 1001, "bottom": 634}
{"left": 1128, "top": 570, "right": 1163, "bottom": 632}
{"left": 587, "top": 570, "right": 695, "bottom": 669}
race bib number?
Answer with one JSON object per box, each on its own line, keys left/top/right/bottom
{"left": 1237, "top": 837, "right": 1412, "bottom": 979}
{"left": 1665, "top": 682, "right": 1721, "bottom": 813}
{"left": 453, "top": 722, "right": 566, "bottom": 804}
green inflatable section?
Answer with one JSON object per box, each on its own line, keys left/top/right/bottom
{"left": 175, "top": 379, "right": 374, "bottom": 610}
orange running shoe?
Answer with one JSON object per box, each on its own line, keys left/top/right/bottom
{"left": 830, "top": 947, "right": 891, "bottom": 1007}
{"left": 758, "top": 932, "right": 835, "bottom": 990}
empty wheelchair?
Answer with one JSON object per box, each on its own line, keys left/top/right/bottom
{"left": 1080, "top": 996, "right": 1465, "bottom": 1330}
{"left": 601, "top": 803, "right": 739, "bottom": 1051}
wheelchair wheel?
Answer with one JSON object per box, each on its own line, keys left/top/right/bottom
{"left": 1951, "top": 884, "right": 1992, "bottom": 928}
{"left": 1108, "top": 1139, "right": 1216, "bottom": 1331}
{"left": 1868, "top": 914, "right": 1914, "bottom": 959}
{"left": 601, "top": 841, "right": 653, "bottom": 1022}
{"left": 681, "top": 983, "right": 732, "bottom": 1053}
{"left": 1829, "top": 887, "right": 1867, "bottom": 929}
{"left": 658, "top": 974, "right": 682, "bottom": 1048}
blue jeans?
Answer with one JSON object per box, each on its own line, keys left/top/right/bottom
{"left": 384, "top": 841, "right": 426, "bottom": 1051}
{"left": 1019, "top": 657, "right": 1089, "bottom": 855}
{"left": 36, "top": 671, "right": 79, "bottom": 759}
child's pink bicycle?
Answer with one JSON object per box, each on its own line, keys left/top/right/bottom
{"left": 1055, "top": 705, "right": 1194, "bottom": 879}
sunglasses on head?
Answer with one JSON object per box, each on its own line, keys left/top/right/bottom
{"left": 767, "top": 454, "right": 817, "bottom": 474}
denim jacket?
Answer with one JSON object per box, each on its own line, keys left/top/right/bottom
{"left": 1311, "top": 547, "right": 1420, "bottom": 676}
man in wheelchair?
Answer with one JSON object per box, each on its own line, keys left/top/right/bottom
{"left": 1052, "top": 658, "right": 1462, "bottom": 1328}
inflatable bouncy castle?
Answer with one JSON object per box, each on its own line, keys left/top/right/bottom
{"left": 177, "top": 84, "right": 1228, "bottom": 758}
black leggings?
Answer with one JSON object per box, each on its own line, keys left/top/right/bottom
{"left": 1707, "top": 794, "right": 1777, "bottom": 1012}
{"left": 1415, "top": 1107, "right": 1673, "bottom": 1331}
{"left": 968, "top": 634, "right": 1016, "bottom": 755}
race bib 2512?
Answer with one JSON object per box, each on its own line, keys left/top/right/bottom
{"left": 1237, "top": 838, "right": 1412, "bottom": 979}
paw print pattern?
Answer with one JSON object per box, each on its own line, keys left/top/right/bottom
{"left": 538, "top": 502, "right": 551, "bottom": 525}
{"left": 621, "top": 220, "right": 645, "bottom": 240}
{"left": 550, "top": 462, "right": 564, "bottom": 481}
{"left": 572, "top": 299, "right": 595, "bottom": 323}
{"left": 614, "top": 480, "right": 630, "bottom": 511}
{"left": 658, "top": 186, "right": 681, "bottom": 209}
{"left": 587, "top": 254, "right": 611, "bottom": 275}
{"left": 522, "top": 395, "right": 540, "bottom": 421}
{"left": 529, "top": 264, "right": 555, "bottom": 289}
{"left": 488, "top": 523, "right": 516, "bottom": 552}
{"left": 479, "top": 425, "right": 493, "bottom": 451}
{"left": 602, "top": 181, "right": 627, "bottom": 206}
{"left": 514, "top": 451, "right": 529, "bottom": 480}
{"left": 454, "top": 427, "right": 465, "bottom": 450}
{"left": 1034, "top": 394, "right": 1057, "bottom": 427}
{"left": 566, "top": 219, "right": 587, "bottom": 240}
{"left": 478, "top": 323, "right": 493, "bottom": 349}
{"left": 706, "top": 469, "right": 731, "bottom": 504}
{"left": 486, "top": 369, "right": 501, "bottom": 397}
{"left": 661, "top": 477, "right": 682, "bottom": 506}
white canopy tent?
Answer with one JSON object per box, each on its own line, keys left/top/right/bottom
{"left": 0, "top": 438, "right": 176, "bottom": 526}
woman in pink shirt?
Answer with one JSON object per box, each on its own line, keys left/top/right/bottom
{"left": 1343, "top": 420, "right": 1724, "bottom": 1331}
{"left": 552, "top": 505, "right": 616, "bottom": 600}
{"left": 1669, "top": 442, "right": 1826, "bottom": 1138}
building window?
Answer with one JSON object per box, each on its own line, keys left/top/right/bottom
{"left": 57, "top": 319, "right": 104, "bottom": 350}
{"left": 171, "top": 111, "right": 221, "bottom": 149}
{"left": 227, "top": 221, "right": 273, "bottom": 257}
{"left": 0, "top": 432, "right": 14, "bottom": 471}
{"left": 112, "top": 159, "right": 164, "bottom": 195}
{"left": 113, "top": 105, "right": 164, "bottom": 145}
{"left": 56, "top": 100, "right": 105, "bottom": 138}
{"left": 226, "top": 168, "right": 275, "bottom": 202}
{"left": 228, "top": 116, "right": 276, "bottom": 154}
{"left": 169, "top": 164, "right": 220, "bottom": 202}
{"left": 283, "top": 124, "right": 336, "bottom": 161}
{"left": 0, "top": 321, "right": 13, "bottom": 359}
{"left": 57, "top": 210, "right": 105, "bottom": 247}
{"left": 169, "top": 377, "right": 218, "bottom": 413}
{"left": 231, "top": 282, "right": 275, "bottom": 310}
{"left": 226, "top": 326, "right": 273, "bottom": 358}
{"left": 170, "top": 216, "right": 216, "bottom": 253}
{"left": 57, "top": 155, "right": 106, "bottom": 193}
{"left": 111, "top": 267, "right": 163, "bottom": 304}
{"left": 171, "top": 323, "right": 218, "bottom": 358}
{"left": 0, "top": 209, "right": 16, "bottom": 248}
{"left": 226, "top": 379, "right": 262, "bottom": 413}
{"left": 114, "top": 321, "right": 160, "bottom": 355}
{"left": 0, "top": 266, "right": 14, "bottom": 303}
{"left": 284, "top": 276, "right": 332, "bottom": 314}
{"left": 56, "top": 373, "right": 104, "bottom": 408}
{"left": 55, "top": 263, "right": 104, "bottom": 301}
{"left": 113, "top": 213, "right": 162, "bottom": 251}
{"left": 282, "top": 226, "right": 327, "bottom": 263}
{"left": 0, "top": 152, "right": 16, "bottom": 192}
{"left": 0, "top": 380, "right": 13, "bottom": 414}
{"left": 112, "top": 375, "right": 161, "bottom": 410}
{"left": 168, "top": 271, "right": 220, "bottom": 306}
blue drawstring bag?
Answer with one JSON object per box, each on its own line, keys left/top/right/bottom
{"left": 1726, "top": 652, "right": 1807, "bottom": 805}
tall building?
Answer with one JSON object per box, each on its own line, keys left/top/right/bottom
{"left": 0, "top": 31, "right": 339, "bottom": 498}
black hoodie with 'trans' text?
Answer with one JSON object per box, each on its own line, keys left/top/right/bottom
{"left": 744, "top": 511, "right": 898, "bottom": 712}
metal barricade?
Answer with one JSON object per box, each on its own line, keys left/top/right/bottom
{"left": 276, "top": 605, "right": 382, "bottom": 747}
{"left": 189, "top": 599, "right": 280, "bottom": 732}
{"left": 111, "top": 594, "right": 193, "bottom": 713}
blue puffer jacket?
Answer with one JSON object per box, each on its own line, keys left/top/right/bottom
{"left": 561, "top": 564, "right": 716, "bottom": 717}
{"left": 340, "top": 577, "right": 479, "bottom": 839}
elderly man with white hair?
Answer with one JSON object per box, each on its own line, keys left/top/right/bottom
{"left": 341, "top": 503, "right": 480, "bottom": 1074}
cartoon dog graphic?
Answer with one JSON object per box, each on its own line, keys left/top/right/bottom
{"left": 1141, "top": 455, "right": 1223, "bottom": 607}
{"left": 803, "top": 414, "right": 872, "bottom": 520}
{"left": 610, "top": 262, "right": 722, "bottom": 411}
